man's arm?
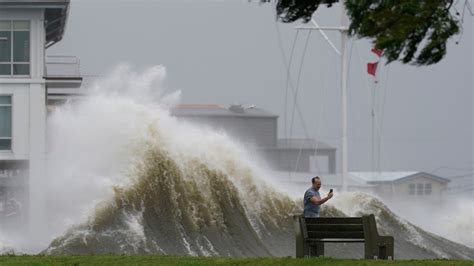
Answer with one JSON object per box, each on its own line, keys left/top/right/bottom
{"left": 310, "top": 192, "right": 334, "bottom": 205}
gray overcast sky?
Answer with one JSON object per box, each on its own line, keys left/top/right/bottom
{"left": 49, "top": 0, "right": 473, "bottom": 177}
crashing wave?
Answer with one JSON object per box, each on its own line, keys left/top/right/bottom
{"left": 44, "top": 132, "right": 474, "bottom": 259}
{"left": 42, "top": 66, "right": 473, "bottom": 259}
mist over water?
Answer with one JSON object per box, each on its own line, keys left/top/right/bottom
{"left": 386, "top": 196, "right": 474, "bottom": 248}
{"left": 0, "top": 65, "right": 472, "bottom": 258}
{"left": 45, "top": 65, "right": 179, "bottom": 238}
{"left": 43, "top": 65, "right": 297, "bottom": 256}
{"left": 0, "top": 65, "right": 183, "bottom": 252}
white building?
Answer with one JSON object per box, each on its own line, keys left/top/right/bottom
{"left": 0, "top": 0, "right": 80, "bottom": 231}
{"left": 351, "top": 171, "right": 450, "bottom": 204}
{"left": 277, "top": 171, "right": 450, "bottom": 205}
{"left": 171, "top": 104, "right": 337, "bottom": 173}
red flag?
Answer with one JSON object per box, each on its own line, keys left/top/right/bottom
{"left": 371, "top": 48, "right": 383, "bottom": 57}
{"left": 367, "top": 62, "right": 378, "bottom": 76}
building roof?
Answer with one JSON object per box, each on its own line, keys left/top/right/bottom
{"left": 350, "top": 171, "right": 450, "bottom": 184}
{"left": 170, "top": 104, "right": 278, "bottom": 118}
{"left": 0, "top": 0, "right": 70, "bottom": 47}
{"left": 275, "top": 139, "right": 335, "bottom": 150}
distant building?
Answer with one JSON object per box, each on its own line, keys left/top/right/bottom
{"left": 446, "top": 176, "right": 474, "bottom": 199}
{"left": 351, "top": 172, "right": 450, "bottom": 203}
{"left": 0, "top": 0, "right": 80, "bottom": 229}
{"left": 265, "top": 139, "right": 336, "bottom": 173}
{"left": 170, "top": 104, "right": 337, "bottom": 173}
{"left": 274, "top": 171, "right": 374, "bottom": 198}
{"left": 276, "top": 171, "right": 451, "bottom": 204}
{"left": 171, "top": 104, "right": 278, "bottom": 147}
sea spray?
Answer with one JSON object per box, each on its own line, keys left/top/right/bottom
{"left": 46, "top": 136, "right": 299, "bottom": 256}
{"left": 331, "top": 192, "right": 473, "bottom": 259}
{"left": 41, "top": 67, "right": 472, "bottom": 258}
{"left": 386, "top": 197, "right": 474, "bottom": 249}
{"left": 42, "top": 65, "right": 299, "bottom": 256}
{"left": 1, "top": 64, "right": 467, "bottom": 259}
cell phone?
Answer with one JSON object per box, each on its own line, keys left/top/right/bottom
{"left": 329, "top": 189, "right": 333, "bottom": 193}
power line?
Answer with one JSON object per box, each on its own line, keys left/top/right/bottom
{"left": 446, "top": 173, "right": 474, "bottom": 179}
{"left": 280, "top": 27, "right": 300, "bottom": 143}
{"left": 289, "top": 30, "right": 312, "bottom": 154}
{"left": 274, "top": 22, "right": 315, "bottom": 176}
{"left": 430, "top": 166, "right": 474, "bottom": 172}
{"left": 290, "top": 31, "right": 312, "bottom": 173}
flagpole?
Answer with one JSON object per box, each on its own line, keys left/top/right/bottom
{"left": 340, "top": 7, "right": 349, "bottom": 192}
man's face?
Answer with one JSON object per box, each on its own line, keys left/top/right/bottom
{"left": 313, "top": 179, "right": 322, "bottom": 190}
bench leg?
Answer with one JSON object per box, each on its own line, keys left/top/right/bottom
{"left": 378, "top": 236, "right": 394, "bottom": 260}
{"left": 302, "top": 241, "right": 309, "bottom": 258}
{"left": 296, "top": 237, "right": 305, "bottom": 258}
{"left": 378, "top": 245, "right": 387, "bottom": 259}
{"left": 364, "top": 241, "right": 375, "bottom": 259}
{"left": 307, "top": 242, "right": 324, "bottom": 257}
{"left": 315, "top": 242, "right": 324, "bottom": 257}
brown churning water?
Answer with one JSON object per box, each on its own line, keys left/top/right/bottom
{"left": 29, "top": 66, "right": 473, "bottom": 259}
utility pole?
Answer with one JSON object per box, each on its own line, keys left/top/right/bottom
{"left": 296, "top": 5, "right": 349, "bottom": 191}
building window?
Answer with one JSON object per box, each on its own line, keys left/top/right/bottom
{"left": 409, "top": 183, "right": 433, "bottom": 196}
{"left": 409, "top": 183, "right": 415, "bottom": 195}
{"left": 416, "top": 183, "right": 424, "bottom": 195}
{"left": 424, "top": 183, "right": 432, "bottom": 195}
{"left": 0, "top": 21, "right": 30, "bottom": 76}
{"left": 0, "top": 96, "right": 12, "bottom": 150}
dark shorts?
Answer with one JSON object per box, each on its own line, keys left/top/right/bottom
{"left": 304, "top": 212, "right": 320, "bottom": 218}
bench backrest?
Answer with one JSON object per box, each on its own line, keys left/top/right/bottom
{"left": 301, "top": 217, "right": 365, "bottom": 240}
{"left": 294, "top": 214, "right": 393, "bottom": 259}
{"left": 361, "top": 214, "right": 381, "bottom": 243}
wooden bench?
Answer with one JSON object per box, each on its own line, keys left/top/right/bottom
{"left": 294, "top": 214, "right": 394, "bottom": 259}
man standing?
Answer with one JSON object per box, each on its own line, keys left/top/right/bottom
{"left": 304, "top": 176, "right": 334, "bottom": 217}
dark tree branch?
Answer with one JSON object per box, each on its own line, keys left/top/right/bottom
{"left": 260, "top": 0, "right": 461, "bottom": 66}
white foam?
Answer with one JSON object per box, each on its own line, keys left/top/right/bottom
{"left": 2, "top": 64, "right": 469, "bottom": 258}
{"left": 331, "top": 192, "right": 458, "bottom": 258}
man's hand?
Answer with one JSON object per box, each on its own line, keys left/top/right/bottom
{"left": 311, "top": 191, "right": 334, "bottom": 205}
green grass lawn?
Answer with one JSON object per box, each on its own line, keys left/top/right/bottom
{"left": 0, "top": 256, "right": 472, "bottom": 266}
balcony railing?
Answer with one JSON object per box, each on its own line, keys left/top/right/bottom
{"left": 45, "top": 55, "right": 82, "bottom": 90}
{"left": 45, "top": 55, "right": 81, "bottom": 78}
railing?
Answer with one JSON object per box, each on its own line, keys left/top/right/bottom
{"left": 45, "top": 55, "right": 81, "bottom": 78}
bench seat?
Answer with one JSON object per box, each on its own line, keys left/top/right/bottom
{"left": 294, "top": 214, "right": 394, "bottom": 259}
